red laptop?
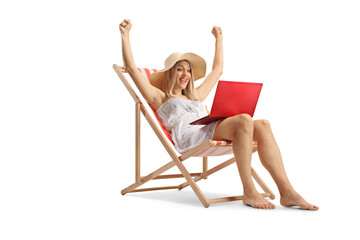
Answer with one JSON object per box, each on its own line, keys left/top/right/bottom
{"left": 190, "top": 80, "right": 263, "bottom": 125}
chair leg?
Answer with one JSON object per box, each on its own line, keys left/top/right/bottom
{"left": 171, "top": 156, "right": 210, "bottom": 207}
{"left": 203, "top": 156, "right": 208, "bottom": 179}
{"left": 251, "top": 168, "right": 276, "bottom": 199}
{"left": 135, "top": 102, "right": 141, "bottom": 183}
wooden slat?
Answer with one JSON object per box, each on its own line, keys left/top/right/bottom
{"left": 130, "top": 186, "right": 180, "bottom": 193}
{"left": 152, "top": 173, "right": 202, "bottom": 179}
{"left": 208, "top": 193, "right": 272, "bottom": 204}
{"left": 179, "top": 176, "right": 203, "bottom": 189}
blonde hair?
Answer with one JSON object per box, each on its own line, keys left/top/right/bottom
{"left": 162, "top": 60, "right": 197, "bottom": 101}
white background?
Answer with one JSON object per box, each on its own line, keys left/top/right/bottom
{"left": 1, "top": 0, "right": 359, "bottom": 239}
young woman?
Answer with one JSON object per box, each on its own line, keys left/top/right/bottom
{"left": 119, "top": 19, "right": 318, "bottom": 210}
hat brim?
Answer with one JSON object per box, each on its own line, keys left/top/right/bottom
{"left": 149, "top": 52, "right": 206, "bottom": 90}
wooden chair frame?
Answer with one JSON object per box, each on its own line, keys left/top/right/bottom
{"left": 114, "top": 64, "right": 275, "bottom": 208}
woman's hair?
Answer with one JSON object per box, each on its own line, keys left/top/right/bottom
{"left": 162, "top": 60, "right": 197, "bottom": 100}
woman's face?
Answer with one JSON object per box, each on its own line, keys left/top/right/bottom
{"left": 174, "top": 60, "right": 192, "bottom": 90}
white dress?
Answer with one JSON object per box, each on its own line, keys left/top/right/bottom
{"left": 156, "top": 98, "right": 220, "bottom": 153}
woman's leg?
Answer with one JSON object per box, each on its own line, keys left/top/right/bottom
{"left": 253, "top": 119, "right": 319, "bottom": 210}
{"left": 213, "top": 114, "right": 275, "bottom": 209}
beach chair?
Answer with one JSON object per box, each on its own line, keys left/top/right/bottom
{"left": 113, "top": 64, "right": 275, "bottom": 208}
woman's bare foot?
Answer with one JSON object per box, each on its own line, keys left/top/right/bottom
{"left": 243, "top": 192, "right": 275, "bottom": 209}
{"left": 280, "top": 190, "right": 319, "bottom": 210}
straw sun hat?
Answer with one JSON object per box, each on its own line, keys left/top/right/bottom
{"left": 149, "top": 52, "right": 206, "bottom": 90}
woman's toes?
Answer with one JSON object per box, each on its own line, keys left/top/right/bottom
{"left": 309, "top": 205, "right": 319, "bottom": 210}
{"left": 280, "top": 191, "right": 319, "bottom": 210}
{"left": 298, "top": 201, "right": 319, "bottom": 210}
{"left": 243, "top": 193, "right": 275, "bottom": 209}
{"left": 263, "top": 203, "right": 274, "bottom": 209}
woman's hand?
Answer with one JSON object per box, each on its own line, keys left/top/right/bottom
{"left": 119, "top": 19, "right": 132, "bottom": 35}
{"left": 211, "top": 26, "right": 223, "bottom": 40}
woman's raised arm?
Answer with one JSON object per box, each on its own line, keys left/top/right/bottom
{"left": 119, "top": 19, "right": 164, "bottom": 108}
{"left": 195, "top": 26, "right": 224, "bottom": 101}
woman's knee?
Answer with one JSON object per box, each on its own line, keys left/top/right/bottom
{"left": 254, "top": 119, "right": 271, "bottom": 129}
{"left": 213, "top": 114, "right": 253, "bottom": 140}
{"left": 232, "top": 114, "right": 253, "bottom": 133}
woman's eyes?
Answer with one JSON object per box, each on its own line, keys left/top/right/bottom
{"left": 177, "top": 68, "right": 191, "bottom": 72}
